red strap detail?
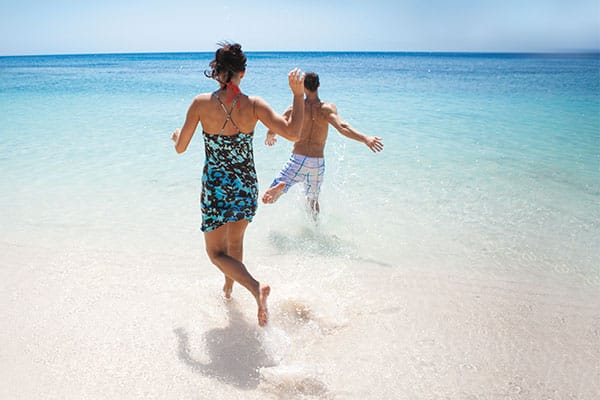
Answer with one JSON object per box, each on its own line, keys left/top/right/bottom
{"left": 225, "top": 82, "right": 241, "bottom": 107}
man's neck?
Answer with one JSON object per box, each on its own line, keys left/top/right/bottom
{"left": 305, "top": 92, "right": 320, "bottom": 103}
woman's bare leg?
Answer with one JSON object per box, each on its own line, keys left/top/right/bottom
{"left": 204, "top": 220, "right": 270, "bottom": 326}
{"left": 222, "top": 220, "right": 246, "bottom": 299}
{"left": 223, "top": 276, "right": 234, "bottom": 299}
{"left": 203, "top": 225, "right": 235, "bottom": 299}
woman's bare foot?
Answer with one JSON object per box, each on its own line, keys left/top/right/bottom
{"left": 257, "top": 284, "right": 271, "bottom": 326}
{"left": 262, "top": 182, "right": 285, "bottom": 204}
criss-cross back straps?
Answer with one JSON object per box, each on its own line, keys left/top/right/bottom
{"left": 214, "top": 92, "right": 242, "bottom": 134}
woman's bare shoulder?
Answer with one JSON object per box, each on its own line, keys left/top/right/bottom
{"left": 189, "top": 93, "right": 214, "bottom": 112}
{"left": 248, "top": 95, "right": 266, "bottom": 105}
{"left": 193, "top": 93, "right": 213, "bottom": 103}
{"left": 248, "top": 95, "right": 272, "bottom": 114}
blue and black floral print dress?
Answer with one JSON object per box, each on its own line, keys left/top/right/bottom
{"left": 200, "top": 131, "right": 258, "bottom": 232}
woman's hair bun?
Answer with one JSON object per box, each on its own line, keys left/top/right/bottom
{"left": 205, "top": 41, "right": 247, "bottom": 83}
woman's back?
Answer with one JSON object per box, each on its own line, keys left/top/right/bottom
{"left": 197, "top": 91, "right": 258, "bottom": 136}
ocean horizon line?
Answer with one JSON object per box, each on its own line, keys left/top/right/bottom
{"left": 1, "top": 49, "right": 599, "bottom": 59}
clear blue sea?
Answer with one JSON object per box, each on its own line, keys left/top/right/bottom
{"left": 1, "top": 52, "right": 598, "bottom": 284}
{"left": 1, "top": 52, "right": 599, "bottom": 398}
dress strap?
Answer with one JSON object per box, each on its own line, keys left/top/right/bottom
{"left": 214, "top": 92, "right": 241, "bottom": 134}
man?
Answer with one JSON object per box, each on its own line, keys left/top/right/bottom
{"left": 262, "top": 72, "right": 383, "bottom": 219}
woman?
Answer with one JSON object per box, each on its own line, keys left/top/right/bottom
{"left": 171, "top": 43, "right": 305, "bottom": 326}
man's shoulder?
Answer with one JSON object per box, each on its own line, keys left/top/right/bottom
{"left": 320, "top": 101, "right": 337, "bottom": 113}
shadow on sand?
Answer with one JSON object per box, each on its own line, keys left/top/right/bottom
{"left": 174, "top": 300, "right": 272, "bottom": 390}
{"left": 268, "top": 227, "right": 346, "bottom": 257}
{"left": 268, "top": 227, "right": 395, "bottom": 268}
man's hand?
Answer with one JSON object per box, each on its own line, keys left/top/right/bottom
{"left": 265, "top": 132, "right": 278, "bottom": 146}
{"left": 365, "top": 136, "right": 383, "bottom": 153}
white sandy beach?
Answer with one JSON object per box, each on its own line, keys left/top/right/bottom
{"left": 1, "top": 239, "right": 597, "bottom": 400}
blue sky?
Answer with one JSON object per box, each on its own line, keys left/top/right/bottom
{"left": 1, "top": 0, "right": 598, "bottom": 55}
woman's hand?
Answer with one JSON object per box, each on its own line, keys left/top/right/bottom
{"left": 288, "top": 68, "right": 305, "bottom": 96}
{"left": 171, "top": 128, "right": 180, "bottom": 143}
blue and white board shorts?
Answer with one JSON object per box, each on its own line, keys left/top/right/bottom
{"left": 270, "top": 153, "right": 325, "bottom": 199}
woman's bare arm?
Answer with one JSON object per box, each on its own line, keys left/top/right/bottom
{"left": 264, "top": 107, "right": 296, "bottom": 145}
{"left": 255, "top": 69, "right": 305, "bottom": 139}
{"left": 172, "top": 95, "right": 205, "bottom": 154}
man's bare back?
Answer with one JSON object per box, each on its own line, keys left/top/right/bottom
{"left": 287, "top": 99, "right": 336, "bottom": 158}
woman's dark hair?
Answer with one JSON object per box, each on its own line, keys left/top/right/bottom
{"left": 204, "top": 42, "right": 247, "bottom": 83}
{"left": 304, "top": 72, "right": 320, "bottom": 92}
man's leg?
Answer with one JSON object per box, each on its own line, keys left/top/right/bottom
{"left": 262, "top": 181, "right": 286, "bottom": 204}
{"left": 304, "top": 157, "right": 324, "bottom": 220}
{"left": 307, "top": 197, "right": 320, "bottom": 221}
{"left": 262, "top": 154, "right": 305, "bottom": 204}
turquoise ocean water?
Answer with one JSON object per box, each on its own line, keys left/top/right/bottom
{"left": 1, "top": 52, "right": 598, "bottom": 287}
{"left": 1, "top": 52, "right": 599, "bottom": 398}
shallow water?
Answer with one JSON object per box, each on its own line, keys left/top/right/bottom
{"left": 1, "top": 52, "right": 599, "bottom": 398}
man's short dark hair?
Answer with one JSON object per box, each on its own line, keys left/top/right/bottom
{"left": 304, "top": 72, "right": 319, "bottom": 92}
